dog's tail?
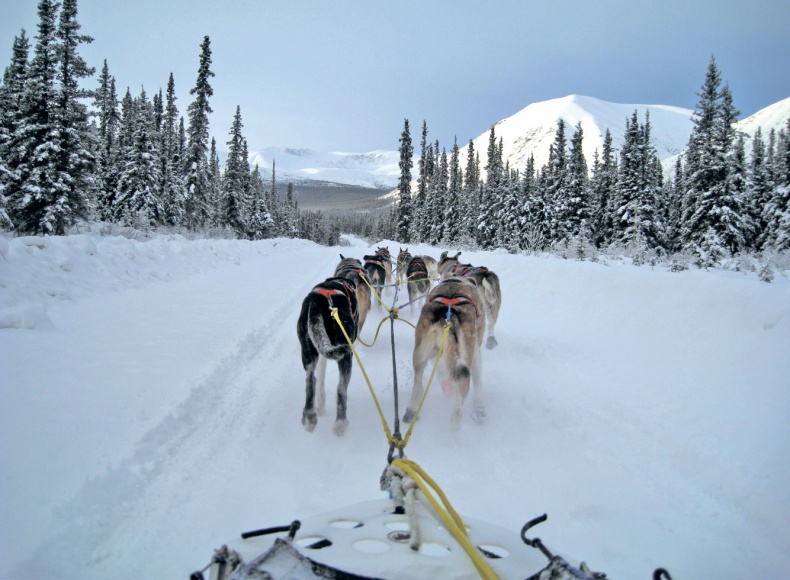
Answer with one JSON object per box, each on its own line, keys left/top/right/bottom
{"left": 480, "top": 273, "right": 501, "bottom": 323}
{"left": 307, "top": 303, "right": 348, "bottom": 360}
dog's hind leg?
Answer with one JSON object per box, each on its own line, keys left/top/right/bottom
{"left": 332, "top": 352, "right": 353, "bottom": 436}
{"left": 404, "top": 339, "right": 434, "bottom": 423}
{"left": 470, "top": 352, "right": 485, "bottom": 424}
{"left": 315, "top": 355, "right": 328, "bottom": 416}
{"left": 302, "top": 356, "right": 319, "bottom": 432}
{"left": 451, "top": 364, "right": 471, "bottom": 427}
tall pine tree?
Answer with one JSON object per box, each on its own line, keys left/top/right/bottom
{"left": 396, "top": 118, "right": 413, "bottom": 242}
{"left": 184, "top": 35, "right": 214, "bottom": 230}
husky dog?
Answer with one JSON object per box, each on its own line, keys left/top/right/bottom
{"left": 398, "top": 248, "right": 438, "bottom": 285}
{"left": 335, "top": 255, "right": 371, "bottom": 333}
{"left": 376, "top": 246, "right": 393, "bottom": 286}
{"left": 396, "top": 248, "right": 412, "bottom": 284}
{"left": 363, "top": 250, "right": 388, "bottom": 309}
{"left": 438, "top": 251, "right": 502, "bottom": 350}
{"left": 404, "top": 276, "right": 487, "bottom": 426}
{"left": 405, "top": 255, "right": 432, "bottom": 315}
{"left": 297, "top": 276, "right": 359, "bottom": 436}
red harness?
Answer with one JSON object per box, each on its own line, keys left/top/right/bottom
{"left": 432, "top": 295, "right": 479, "bottom": 321}
{"left": 312, "top": 281, "right": 357, "bottom": 319}
{"left": 452, "top": 265, "right": 488, "bottom": 277}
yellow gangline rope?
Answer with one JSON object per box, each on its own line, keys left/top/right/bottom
{"left": 392, "top": 458, "right": 499, "bottom": 580}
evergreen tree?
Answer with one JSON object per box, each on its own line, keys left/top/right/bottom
{"left": 160, "top": 72, "right": 185, "bottom": 225}
{"left": 679, "top": 57, "right": 744, "bottom": 264}
{"left": 396, "top": 118, "right": 413, "bottom": 242}
{"left": 115, "top": 87, "right": 162, "bottom": 226}
{"left": 746, "top": 127, "right": 771, "bottom": 249}
{"left": 184, "top": 35, "right": 214, "bottom": 229}
{"left": 565, "top": 121, "right": 590, "bottom": 239}
{"left": 443, "top": 137, "right": 462, "bottom": 243}
{"left": 614, "top": 111, "right": 663, "bottom": 249}
{"left": 763, "top": 124, "right": 790, "bottom": 250}
{"left": 12, "top": 0, "right": 61, "bottom": 232}
{"left": 0, "top": 30, "right": 30, "bottom": 229}
{"left": 92, "top": 59, "right": 121, "bottom": 220}
{"left": 543, "top": 119, "right": 568, "bottom": 243}
{"left": 222, "top": 105, "right": 249, "bottom": 237}
{"left": 589, "top": 129, "right": 617, "bottom": 246}
{"left": 477, "top": 126, "right": 502, "bottom": 248}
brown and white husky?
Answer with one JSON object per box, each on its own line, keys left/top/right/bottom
{"left": 438, "top": 251, "right": 501, "bottom": 350}
{"left": 404, "top": 276, "right": 487, "bottom": 427}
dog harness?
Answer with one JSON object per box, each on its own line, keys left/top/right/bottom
{"left": 452, "top": 265, "right": 488, "bottom": 277}
{"left": 312, "top": 281, "right": 357, "bottom": 319}
{"left": 407, "top": 257, "right": 428, "bottom": 279}
{"left": 432, "top": 296, "right": 479, "bottom": 322}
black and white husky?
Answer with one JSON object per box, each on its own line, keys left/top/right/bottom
{"left": 363, "top": 249, "right": 388, "bottom": 309}
{"left": 404, "top": 255, "right": 432, "bottom": 315}
{"left": 404, "top": 276, "right": 487, "bottom": 427}
{"left": 297, "top": 276, "right": 359, "bottom": 436}
{"left": 438, "top": 251, "right": 502, "bottom": 350}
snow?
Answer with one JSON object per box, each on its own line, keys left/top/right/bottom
{"left": 1, "top": 232, "right": 789, "bottom": 579}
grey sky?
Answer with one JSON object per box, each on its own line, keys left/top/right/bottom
{"left": 2, "top": 0, "right": 788, "bottom": 154}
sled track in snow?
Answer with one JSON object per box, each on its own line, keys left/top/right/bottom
{"left": 12, "top": 262, "right": 330, "bottom": 578}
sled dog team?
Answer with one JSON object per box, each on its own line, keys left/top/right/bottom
{"left": 297, "top": 246, "right": 502, "bottom": 435}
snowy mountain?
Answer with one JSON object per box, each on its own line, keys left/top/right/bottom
{"left": 461, "top": 94, "right": 695, "bottom": 179}
{"left": 247, "top": 146, "right": 401, "bottom": 189}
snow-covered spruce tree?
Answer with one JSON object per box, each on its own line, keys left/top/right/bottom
{"left": 746, "top": 127, "right": 771, "bottom": 250}
{"left": 664, "top": 157, "right": 685, "bottom": 252}
{"left": 115, "top": 88, "right": 162, "bottom": 227}
{"left": 0, "top": 30, "right": 31, "bottom": 229}
{"left": 565, "top": 121, "right": 590, "bottom": 240}
{"left": 759, "top": 129, "right": 783, "bottom": 250}
{"left": 767, "top": 119, "right": 790, "bottom": 251}
{"left": 160, "top": 72, "right": 186, "bottom": 226}
{"left": 442, "top": 137, "right": 462, "bottom": 244}
{"left": 497, "top": 164, "right": 522, "bottom": 252}
{"left": 247, "top": 164, "right": 272, "bottom": 239}
{"left": 477, "top": 127, "right": 503, "bottom": 249}
{"left": 11, "top": 0, "right": 61, "bottom": 233}
{"left": 518, "top": 155, "right": 544, "bottom": 252}
{"left": 613, "top": 111, "right": 655, "bottom": 249}
{"left": 221, "top": 106, "right": 249, "bottom": 237}
{"left": 543, "top": 120, "right": 568, "bottom": 244}
{"left": 679, "top": 58, "right": 746, "bottom": 265}
{"left": 458, "top": 140, "right": 480, "bottom": 248}
{"left": 184, "top": 35, "right": 214, "bottom": 230}
{"left": 427, "top": 143, "right": 447, "bottom": 245}
{"left": 396, "top": 118, "right": 413, "bottom": 243}
{"left": 589, "top": 129, "right": 617, "bottom": 247}
{"left": 410, "top": 119, "right": 428, "bottom": 243}
{"left": 206, "top": 137, "right": 223, "bottom": 228}
{"left": 92, "top": 59, "right": 121, "bottom": 221}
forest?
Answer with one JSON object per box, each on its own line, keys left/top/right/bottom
{"left": 1, "top": 0, "right": 788, "bottom": 274}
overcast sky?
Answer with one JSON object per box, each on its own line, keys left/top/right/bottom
{"left": 2, "top": 0, "right": 789, "bottom": 154}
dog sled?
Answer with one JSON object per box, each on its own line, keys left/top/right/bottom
{"left": 191, "top": 491, "right": 629, "bottom": 580}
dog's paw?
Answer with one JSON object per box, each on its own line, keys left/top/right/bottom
{"left": 302, "top": 411, "right": 317, "bottom": 432}
{"left": 485, "top": 335, "right": 498, "bottom": 350}
{"left": 472, "top": 405, "right": 486, "bottom": 424}
{"left": 403, "top": 408, "right": 415, "bottom": 423}
{"left": 332, "top": 419, "right": 349, "bottom": 436}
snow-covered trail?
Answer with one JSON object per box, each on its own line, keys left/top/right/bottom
{"left": 2, "top": 235, "right": 789, "bottom": 579}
